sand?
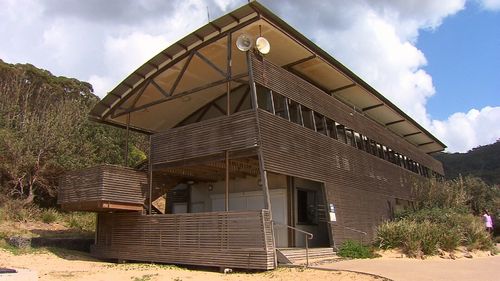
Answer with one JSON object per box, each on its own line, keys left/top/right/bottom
{"left": 0, "top": 249, "right": 382, "bottom": 281}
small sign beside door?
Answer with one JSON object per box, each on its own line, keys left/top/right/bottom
{"left": 329, "top": 203, "right": 336, "bottom": 222}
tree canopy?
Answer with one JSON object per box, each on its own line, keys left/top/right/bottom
{"left": 0, "top": 59, "right": 146, "bottom": 206}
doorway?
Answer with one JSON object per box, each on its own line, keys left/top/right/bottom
{"left": 287, "top": 176, "right": 330, "bottom": 247}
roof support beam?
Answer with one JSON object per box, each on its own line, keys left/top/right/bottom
{"left": 151, "top": 80, "right": 170, "bottom": 97}
{"left": 362, "top": 103, "right": 384, "bottom": 112}
{"left": 282, "top": 55, "right": 316, "bottom": 69}
{"left": 385, "top": 119, "right": 405, "bottom": 126}
{"left": 114, "top": 73, "right": 248, "bottom": 118}
{"left": 195, "top": 51, "right": 227, "bottom": 77}
{"left": 170, "top": 52, "right": 195, "bottom": 95}
{"left": 427, "top": 149, "right": 444, "bottom": 154}
{"left": 403, "top": 132, "right": 422, "bottom": 138}
{"left": 330, "top": 83, "right": 356, "bottom": 94}
{"left": 418, "top": 141, "right": 434, "bottom": 147}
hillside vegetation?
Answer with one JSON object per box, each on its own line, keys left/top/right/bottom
{"left": 0, "top": 59, "right": 146, "bottom": 206}
{"left": 434, "top": 141, "right": 500, "bottom": 185}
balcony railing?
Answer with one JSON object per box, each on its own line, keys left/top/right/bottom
{"left": 58, "top": 164, "right": 147, "bottom": 212}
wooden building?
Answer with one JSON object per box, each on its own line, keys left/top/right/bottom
{"left": 58, "top": 1, "right": 445, "bottom": 270}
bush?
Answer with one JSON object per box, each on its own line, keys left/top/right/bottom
{"left": 376, "top": 208, "right": 493, "bottom": 256}
{"left": 41, "top": 208, "right": 59, "bottom": 224}
{"left": 337, "top": 240, "right": 374, "bottom": 259}
{"left": 0, "top": 200, "right": 42, "bottom": 222}
{"left": 65, "top": 212, "right": 95, "bottom": 232}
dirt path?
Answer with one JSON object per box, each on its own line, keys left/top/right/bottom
{"left": 0, "top": 249, "right": 382, "bottom": 281}
{"left": 315, "top": 255, "right": 500, "bottom": 281}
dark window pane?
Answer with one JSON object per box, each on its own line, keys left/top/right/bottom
{"left": 345, "top": 129, "right": 355, "bottom": 147}
{"left": 314, "top": 112, "right": 327, "bottom": 135}
{"left": 336, "top": 124, "right": 347, "bottom": 143}
{"left": 273, "top": 93, "right": 288, "bottom": 120}
{"left": 256, "top": 85, "right": 273, "bottom": 113}
{"left": 326, "top": 118, "right": 337, "bottom": 139}
{"left": 354, "top": 132, "right": 363, "bottom": 150}
{"left": 288, "top": 99, "right": 302, "bottom": 125}
{"left": 301, "top": 106, "right": 315, "bottom": 130}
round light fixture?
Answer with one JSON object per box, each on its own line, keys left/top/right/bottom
{"left": 236, "top": 34, "right": 253, "bottom": 51}
{"left": 255, "top": 37, "right": 270, "bottom": 55}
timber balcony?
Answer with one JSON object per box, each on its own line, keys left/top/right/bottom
{"left": 58, "top": 165, "right": 147, "bottom": 212}
{"left": 58, "top": 110, "right": 259, "bottom": 212}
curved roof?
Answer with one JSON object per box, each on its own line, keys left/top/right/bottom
{"left": 90, "top": 1, "right": 446, "bottom": 154}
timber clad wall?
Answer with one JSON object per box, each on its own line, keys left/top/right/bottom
{"left": 58, "top": 165, "right": 147, "bottom": 211}
{"left": 258, "top": 110, "right": 418, "bottom": 243}
{"left": 252, "top": 57, "right": 439, "bottom": 244}
{"left": 151, "top": 110, "right": 258, "bottom": 165}
{"left": 251, "top": 57, "right": 444, "bottom": 174}
{"left": 93, "top": 210, "right": 275, "bottom": 270}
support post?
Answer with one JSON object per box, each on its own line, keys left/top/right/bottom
{"left": 225, "top": 150, "right": 229, "bottom": 212}
{"left": 124, "top": 113, "right": 130, "bottom": 167}
{"left": 246, "top": 52, "right": 272, "bottom": 212}
{"left": 148, "top": 135, "right": 153, "bottom": 215}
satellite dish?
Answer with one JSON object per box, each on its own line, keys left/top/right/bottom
{"left": 236, "top": 34, "right": 253, "bottom": 51}
{"left": 256, "top": 37, "right": 270, "bottom": 55}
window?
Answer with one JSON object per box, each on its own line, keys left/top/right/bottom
{"left": 326, "top": 118, "right": 337, "bottom": 139}
{"left": 273, "top": 93, "right": 289, "bottom": 120}
{"left": 345, "top": 128, "right": 355, "bottom": 147}
{"left": 256, "top": 85, "right": 273, "bottom": 113}
{"left": 297, "top": 189, "right": 317, "bottom": 225}
{"left": 314, "top": 112, "right": 327, "bottom": 135}
{"left": 336, "top": 124, "right": 347, "bottom": 143}
{"left": 288, "top": 99, "right": 302, "bottom": 125}
{"left": 354, "top": 132, "right": 363, "bottom": 150}
{"left": 363, "top": 136, "right": 372, "bottom": 154}
{"left": 301, "top": 106, "right": 315, "bottom": 130}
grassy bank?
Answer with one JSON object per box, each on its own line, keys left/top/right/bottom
{"left": 0, "top": 198, "right": 95, "bottom": 252}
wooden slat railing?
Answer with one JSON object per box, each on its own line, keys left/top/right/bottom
{"left": 151, "top": 110, "right": 258, "bottom": 166}
{"left": 92, "top": 210, "right": 275, "bottom": 270}
{"left": 58, "top": 165, "right": 147, "bottom": 211}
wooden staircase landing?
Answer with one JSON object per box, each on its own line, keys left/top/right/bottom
{"left": 276, "top": 247, "right": 339, "bottom": 266}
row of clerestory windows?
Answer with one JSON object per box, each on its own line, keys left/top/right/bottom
{"left": 255, "top": 84, "right": 439, "bottom": 178}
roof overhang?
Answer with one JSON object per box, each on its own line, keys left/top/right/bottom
{"left": 90, "top": 1, "right": 446, "bottom": 154}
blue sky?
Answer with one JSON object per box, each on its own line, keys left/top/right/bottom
{"left": 419, "top": 1, "right": 500, "bottom": 120}
{"left": 0, "top": 0, "right": 499, "bottom": 152}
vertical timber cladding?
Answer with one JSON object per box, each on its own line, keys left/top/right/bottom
{"left": 150, "top": 110, "right": 258, "bottom": 165}
{"left": 92, "top": 210, "right": 275, "bottom": 270}
{"left": 252, "top": 56, "right": 443, "bottom": 174}
{"left": 252, "top": 57, "right": 437, "bottom": 244}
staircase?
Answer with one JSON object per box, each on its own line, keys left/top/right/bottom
{"left": 276, "top": 247, "right": 339, "bottom": 266}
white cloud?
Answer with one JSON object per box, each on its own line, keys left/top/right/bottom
{"left": 431, "top": 107, "right": 500, "bottom": 152}
{"left": 479, "top": 0, "right": 500, "bottom": 10}
{"left": 0, "top": 0, "right": 498, "bottom": 152}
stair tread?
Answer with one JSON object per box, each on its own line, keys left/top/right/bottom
{"left": 276, "top": 247, "right": 338, "bottom": 265}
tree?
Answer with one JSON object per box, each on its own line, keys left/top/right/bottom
{"left": 0, "top": 59, "right": 146, "bottom": 205}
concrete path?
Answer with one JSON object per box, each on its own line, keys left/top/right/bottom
{"left": 314, "top": 255, "right": 500, "bottom": 281}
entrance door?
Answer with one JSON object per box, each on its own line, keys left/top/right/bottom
{"left": 290, "top": 177, "right": 329, "bottom": 247}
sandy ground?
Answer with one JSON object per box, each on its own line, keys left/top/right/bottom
{"left": 0, "top": 249, "right": 382, "bottom": 281}
{"left": 315, "top": 248, "right": 500, "bottom": 281}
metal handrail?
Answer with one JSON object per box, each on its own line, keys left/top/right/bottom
{"left": 272, "top": 221, "right": 314, "bottom": 267}
{"left": 327, "top": 221, "right": 368, "bottom": 236}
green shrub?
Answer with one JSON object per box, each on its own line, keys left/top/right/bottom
{"left": 377, "top": 208, "right": 493, "bottom": 256}
{"left": 41, "top": 208, "right": 59, "bottom": 224}
{"left": 338, "top": 240, "right": 374, "bottom": 259}
{"left": 65, "top": 212, "right": 95, "bottom": 232}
